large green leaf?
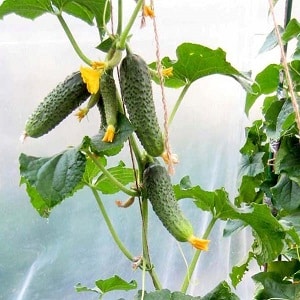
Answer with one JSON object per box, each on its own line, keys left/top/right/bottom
{"left": 253, "top": 272, "right": 300, "bottom": 300}
{"left": 174, "top": 179, "right": 285, "bottom": 264}
{"left": 0, "top": 0, "right": 110, "bottom": 29}
{"left": 238, "top": 152, "right": 265, "bottom": 178}
{"left": 271, "top": 173, "right": 300, "bottom": 212}
{"left": 19, "top": 147, "right": 86, "bottom": 217}
{"left": 150, "top": 43, "right": 247, "bottom": 89}
{"left": 0, "top": 0, "right": 53, "bottom": 19}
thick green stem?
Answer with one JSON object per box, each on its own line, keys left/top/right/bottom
{"left": 91, "top": 187, "right": 134, "bottom": 261}
{"left": 86, "top": 150, "right": 138, "bottom": 197}
{"left": 117, "top": 0, "right": 144, "bottom": 49}
{"left": 180, "top": 216, "right": 217, "bottom": 294}
{"left": 168, "top": 83, "right": 191, "bottom": 126}
{"left": 57, "top": 14, "right": 92, "bottom": 65}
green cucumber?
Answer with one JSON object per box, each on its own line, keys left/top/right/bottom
{"left": 25, "top": 71, "right": 90, "bottom": 138}
{"left": 120, "top": 53, "right": 164, "bottom": 157}
{"left": 100, "top": 69, "right": 119, "bottom": 142}
{"left": 97, "top": 95, "right": 107, "bottom": 130}
{"left": 143, "top": 162, "right": 209, "bottom": 250}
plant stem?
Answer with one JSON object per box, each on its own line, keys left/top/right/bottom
{"left": 91, "top": 187, "right": 134, "bottom": 261}
{"left": 168, "top": 83, "right": 191, "bottom": 126}
{"left": 117, "top": 0, "right": 123, "bottom": 36}
{"left": 180, "top": 216, "right": 217, "bottom": 294}
{"left": 140, "top": 198, "right": 162, "bottom": 290}
{"left": 57, "top": 14, "right": 92, "bottom": 65}
{"left": 86, "top": 150, "right": 138, "bottom": 197}
{"left": 117, "top": 0, "right": 144, "bottom": 49}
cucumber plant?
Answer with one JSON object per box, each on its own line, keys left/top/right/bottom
{"left": 2, "top": 0, "right": 300, "bottom": 299}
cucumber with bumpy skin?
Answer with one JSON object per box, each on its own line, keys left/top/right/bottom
{"left": 100, "top": 69, "right": 119, "bottom": 142}
{"left": 97, "top": 95, "right": 107, "bottom": 130}
{"left": 24, "top": 72, "right": 90, "bottom": 138}
{"left": 143, "top": 161, "right": 210, "bottom": 250}
{"left": 120, "top": 53, "right": 164, "bottom": 157}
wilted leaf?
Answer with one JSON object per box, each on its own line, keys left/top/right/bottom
{"left": 258, "top": 26, "right": 284, "bottom": 54}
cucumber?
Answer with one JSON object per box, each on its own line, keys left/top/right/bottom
{"left": 120, "top": 53, "right": 164, "bottom": 157}
{"left": 97, "top": 95, "right": 107, "bottom": 130}
{"left": 143, "top": 162, "right": 210, "bottom": 250}
{"left": 25, "top": 72, "right": 90, "bottom": 138}
{"left": 100, "top": 69, "right": 119, "bottom": 142}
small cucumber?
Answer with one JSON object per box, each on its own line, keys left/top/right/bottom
{"left": 100, "top": 70, "right": 119, "bottom": 142}
{"left": 143, "top": 162, "right": 209, "bottom": 250}
{"left": 120, "top": 53, "right": 164, "bottom": 157}
{"left": 25, "top": 72, "right": 90, "bottom": 138}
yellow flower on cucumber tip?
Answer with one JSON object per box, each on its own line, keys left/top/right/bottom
{"left": 75, "top": 107, "right": 89, "bottom": 122}
{"left": 188, "top": 235, "right": 210, "bottom": 251}
{"left": 143, "top": 5, "right": 155, "bottom": 18}
{"left": 162, "top": 67, "right": 173, "bottom": 78}
{"left": 102, "top": 124, "right": 116, "bottom": 143}
{"left": 80, "top": 61, "right": 107, "bottom": 94}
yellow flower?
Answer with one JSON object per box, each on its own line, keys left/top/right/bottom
{"left": 75, "top": 107, "right": 89, "bottom": 122}
{"left": 143, "top": 5, "right": 155, "bottom": 18}
{"left": 102, "top": 124, "right": 116, "bottom": 143}
{"left": 188, "top": 235, "right": 210, "bottom": 251}
{"left": 162, "top": 67, "right": 173, "bottom": 78}
{"left": 80, "top": 61, "right": 107, "bottom": 94}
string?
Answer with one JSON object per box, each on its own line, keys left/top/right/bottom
{"left": 149, "top": 0, "right": 174, "bottom": 175}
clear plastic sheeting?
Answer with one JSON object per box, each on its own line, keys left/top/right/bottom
{"left": 1, "top": 1, "right": 298, "bottom": 299}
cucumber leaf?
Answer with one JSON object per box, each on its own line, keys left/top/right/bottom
{"left": 201, "top": 281, "right": 239, "bottom": 300}
{"left": 282, "top": 18, "right": 300, "bottom": 43}
{"left": 95, "top": 275, "right": 137, "bottom": 293}
{"left": 252, "top": 272, "right": 300, "bottom": 300}
{"left": 150, "top": 42, "right": 249, "bottom": 90}
{"left": 174, "top": 180, "right": 285, "bottom": 264}
{"left": 135, "top": 289, "right": 201, "bottom": 299}
{"left": 245, "top": 64, "right": 281, "bottom": 115}
{"left": 271, "top": 173, "right": 300, "bottom": 212}
{"left": 0, "top": 0, "right": 54, "bottom": 19}
{"left": 19, "top": 147, "right": 86, "bottom": 217}
{"left": 76, "top": 275, "right": 137, "bottom": 296}
{"left": 0, "top": 0, "right": 110, "bottom": 30}
{"left": 82, "top": 113, "right": 135, "bottom": 157}
{"left": 95, "top": 161, "right": 135, "bottom": 194}
{"left": 258, "top": 26, "right": 284, "bottom": 54}
{"left": 230, "top": 251, "right": 255, "bottom": 288}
